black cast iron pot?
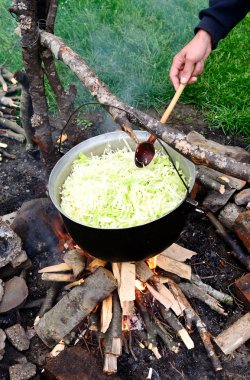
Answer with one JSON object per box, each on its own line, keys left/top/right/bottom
{"left": 49, "top": 131, "right": 196, "bottom": 262}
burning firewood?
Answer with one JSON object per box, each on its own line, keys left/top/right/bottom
{"left": 103, "top": 292, "right": 122, "bottom": 375}
{"left": 100, "top": 294, "right": 113, "bottom": 334}
{"left": 87, "top": 258, "right": 107, "bottom": 273}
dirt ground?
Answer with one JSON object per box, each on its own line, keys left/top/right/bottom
{"left": 0, "top": 104, "right": 249, "bottom": 380}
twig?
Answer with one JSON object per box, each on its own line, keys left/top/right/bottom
{"left": 191, "top": 274, "right": 233, "bottom": 305}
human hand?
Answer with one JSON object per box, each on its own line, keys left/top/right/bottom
{"left": 169, "top": 29, "right": 212, "bottom": 90}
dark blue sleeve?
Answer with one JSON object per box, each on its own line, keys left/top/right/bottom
{"left": 194, "top": 0, "right": 250, "bottom": 49}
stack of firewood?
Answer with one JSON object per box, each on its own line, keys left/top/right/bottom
{"left": 33, "top": 245, "right": 250, "bottom": 376}
{"left": 0, "top": 64, "right": 28, "bottom": 160}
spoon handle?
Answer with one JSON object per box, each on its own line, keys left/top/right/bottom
{"left": 160, "top": 83, "right": 186, "bottom": 124}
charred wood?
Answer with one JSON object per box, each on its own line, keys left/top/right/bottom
{"left": 37, "top": 282, "right": 61, "bottom": 319}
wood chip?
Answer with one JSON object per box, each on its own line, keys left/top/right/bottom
{"left": 160, "top": 243, "right": 197, "bottom": 262}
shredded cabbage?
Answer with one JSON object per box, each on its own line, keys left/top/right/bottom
{"left": 60, "top": 147, "right": 187, "bottom": 229}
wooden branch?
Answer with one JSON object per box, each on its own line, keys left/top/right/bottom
{"left": 179, "top": 282, "right": 226, "bottom": 315}
{"left": 191, "top": 274, "right": 233, "bottom": 305}
{"left": 206, "top": 211, "right": 250, "bottom": 271}
{"left": 0, "top": 129, "right": 25, "bottom": 142}
{"left": 35, "top": 267, "right": 117, "bottom": 347}
{"left": 159, "top": 304, "right": 194, "bottom": 349}
{"left": 0, "top": 117, "right": 26, "bottom": 136}
{"left": 214, "top": 313, "right": 250, "bottom": 355}
{"left": 196, "top": 166, "right": 246, "bottom": 191}
{"left": 46, "top": 0, "right": 58, "bottom": 33}
{"left": 39, "top": 30, "right": 250, "bottom": 181}
{"left": 0, "top": 67, "right": 8, "bottom": 92}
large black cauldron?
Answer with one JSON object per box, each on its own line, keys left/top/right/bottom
{"left": 49, "top": 131, "right": 196, "bottom": 262}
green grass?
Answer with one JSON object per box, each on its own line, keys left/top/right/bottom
{"left": 0, "top": 0, "right": 249, "bottom": 135}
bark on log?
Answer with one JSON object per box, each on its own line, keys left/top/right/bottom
{"left": 39, "top": 30, "right": 250, "bottom": 182}
{"left": 14, "top": 70, "right": 35, "bottom": 150}
{"left": 63, "top": 249, "right": 86, "bottom": 278}
{"left": 214, "top": 313, "right": 250, "bottom": 355}
{"left": 9, "top": 0, "right": 60, "bottom": 170}
{"left": 34, "top": 267, "right": 117, "bottom": 347}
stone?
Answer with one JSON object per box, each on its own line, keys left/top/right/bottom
{"left": 0, "top": 220, "right": 26, "bottom": 268}
{"left": 9, "top": 362, "right": 36, "bottom": 380}
{"left": 0, "top": 277, "right": 28, "bottom": 313}
{"left": 234, "top": 211, "right": 250, "bottom": 253}
{"left": 10, "top": 250, "right": 28, "bottom": 268}
{"left": 218, "top": 203, "right": 244, "bottom": 230}
{"left": 0, "top": 328, "right": 6, "bottom": 360}
{"left": 5, "top": 323, "right": 30, "bottom": 351}
{"left": 234, "top": 273, "right": 250, "bottom": 310}
{"left": 235, "top": 188, "right": 250, "bottom": 206}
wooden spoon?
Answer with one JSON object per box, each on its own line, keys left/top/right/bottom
{"left": 135, "top": 83, "right": 186, "bottom": 167}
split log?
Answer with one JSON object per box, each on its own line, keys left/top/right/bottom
{"left": 214, "top": 313, "right": 250, "bottom": 355}
{"left": 206, "top": 211, "right": 250, "bottom": 271}
{"left": 156, "top": 255, "right": 192, "bottom": 280}
{"left": 38, "top": 263, "right": 72, "bottom": 273}
{"left": 118, "top": 262, "right": 136, "bottom": 308}
{"left": 63, "top": 249, "right": 86, "bottom": 278}
{"left": 179, "top": 282, "right": 226, "bottom": 315}
{"left": 103, "top": 291, "right": 122, "bottom": 375}
{"left": 191, "top": 274, "right": 233, "bottom": 305}
{"left": 39, "top": 30, "right": 250, "bottom": 182}
{"left": 35, "top": 267, "right": 117, "bottom": 347}
{"left": 196, "top": 166, "right": 226, "bottom": 194}
{"left": 160, "top": 243, "right": 197, "bottom": 262}
{"left": 202, "top": 188, "right": 236, "bottom": 213}
{"left": 41, "top": 273, "right": 76, "bottom": 282}
{"left": 101, "top": 294, "right": 113, "bottom": 334}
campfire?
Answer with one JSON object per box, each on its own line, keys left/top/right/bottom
{"left": 2, "top": 192, "right": 249, "bottom": 378}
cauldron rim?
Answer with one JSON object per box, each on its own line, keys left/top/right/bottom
{"left": 49, "top": 131, "right": 196, "bottom": 231}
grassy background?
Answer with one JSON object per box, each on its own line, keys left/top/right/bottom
{"left": 0, "top": 0, "right": 249, "bottom": 136}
